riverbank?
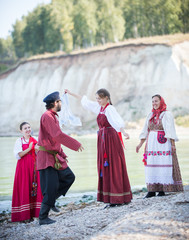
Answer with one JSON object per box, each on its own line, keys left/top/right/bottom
{"left": 0, "top": 123, "right": 189, "bottom": 137}
{"left": 0, "top": 186, "right": 188, "bottom": 240}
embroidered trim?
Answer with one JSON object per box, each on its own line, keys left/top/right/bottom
{"left": 146, "top": 164, "right": 172, "bottom": 167}
{"left": 98, "top": 191, "right": 131, "bottom": 197}
{"left": 12, "top": 202, "right": 41, "bottom": 213}
{"left": 174, "top": 181, "right": 183, "bottom": 185}
{"left": 146, "top": 150, "right": 172, "bottom": 156}
{"left": 147, "top": 182, "right": 183, "bottom": 186}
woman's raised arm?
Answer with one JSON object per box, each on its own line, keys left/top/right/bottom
{"left": 64, "top": 89, "right": 82, "bottom": 100}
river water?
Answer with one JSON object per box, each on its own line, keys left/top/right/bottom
{"left": 0, "top": 129, "right": 188, "bottom": 212}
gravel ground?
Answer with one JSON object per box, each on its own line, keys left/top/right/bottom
{"left": 0, "top": 186, "right": 188, "bottom": 240}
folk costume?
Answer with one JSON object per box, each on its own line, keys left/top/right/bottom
{"left": 37, "top": 91, "right": 81, "bottom": 224}
{"left": 81, "top": 96, "right": 132, "bottom": 204}
{"left": 140, "top": 97, "right": 183, "bottom": 192}
{"left": 12, "top": 137, "right": 43, "bottom": 222}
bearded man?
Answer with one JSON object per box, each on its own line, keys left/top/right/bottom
{"left": 37, "top": 91, "right": 83, "bottom": 225}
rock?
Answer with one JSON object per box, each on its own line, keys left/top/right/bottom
{"left": 0, "top": 188, "right": 188, "bottom": 240}
{"left": 0, "top": 40, "right": 189, "bottom": 134}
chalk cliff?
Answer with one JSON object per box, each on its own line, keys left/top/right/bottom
{"left": 0, "top": 40, "right": 189, "bottom": 134}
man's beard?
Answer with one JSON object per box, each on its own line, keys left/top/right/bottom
{"left": 57, "top": 106, "right": 61, "bottom": 112}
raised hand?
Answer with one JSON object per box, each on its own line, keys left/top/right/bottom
{"left": 64, "top": 89, "right": 82, "bottom": 100}
{"left": 64, "top": 89, "right": 71, "bottom": 94}
{"left": 123, "top": 132, "right": 130, "bottom": 140}
{"left": 29, "top": 142, "right": 33, "bottom": 150}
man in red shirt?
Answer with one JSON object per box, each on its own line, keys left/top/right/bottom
{"left": 37, "top": 91, "right": 83, "bottom": 225}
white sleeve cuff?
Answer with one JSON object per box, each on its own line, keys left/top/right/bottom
{"left": 81, "top": 95, "right": 100, "bottom": 115}
{"left": 14, "top": 138, "right": 22, "bottom": 160}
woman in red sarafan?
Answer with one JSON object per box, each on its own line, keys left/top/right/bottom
{"left": 12, "top": 122, "right": 43, "bottom": 222}
{"left": 65, "top": 89, "right": 132, "bottom": 207}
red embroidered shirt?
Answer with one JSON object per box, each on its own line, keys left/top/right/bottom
{"left": 37, "top": 109, "right": 81, "bottom": 170}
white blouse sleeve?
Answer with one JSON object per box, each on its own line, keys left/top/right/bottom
{"left": 105, "top": 105, "right": 125, "bottom": 132}
{"left": 162, "top": 111, "right": 178, "bottom": 141}
{"left": 139, "top": 113, "right": 152, "bottom": 139}
{"left": 14, "top": 138, "right": 22, "bottom": 160}
{"left": 81, "top": 95, "right": 101, "bottom": 115}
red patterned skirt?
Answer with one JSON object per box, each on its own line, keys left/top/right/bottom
{"left": 97, "top": 127, "right": 132, "bottom": 204}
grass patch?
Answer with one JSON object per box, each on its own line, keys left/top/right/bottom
{"left": 0, "top": 63, "right": 8, "bottom": 73}
{"left": 175, "top": 115, "right": 189, "bottom": 127}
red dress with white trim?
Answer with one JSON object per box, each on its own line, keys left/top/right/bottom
{"left": 81, "top": 96, "right": 132, "bottom": 204}
{"left": 11, "top": 137, "right": 43, "bottom": 222}
{"left": 96, "top": 104, "right": 132, "bottom": 204}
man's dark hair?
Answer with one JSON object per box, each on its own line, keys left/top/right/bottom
{"left": 45, "top": 102, "right": 55, "bottom": 110}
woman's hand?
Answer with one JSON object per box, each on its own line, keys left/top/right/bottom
{"left": 64, "top": 89, "right": 71, "bottom": 94}
{"left": 28, "top": 142, "right": 33, "bottom": 150}
{"left": 64, "top": 89, "right": 82, "bottom": 100}
{"left": 18, "top": 141, "right": 34, "bottom": 158}
{"left": 120, "top": 128, "right": 130, "bottom": 140}
{"left": 136, "top": 139, "right": 146, "bottom": 153}
{"left": 136, "top": 144, "right": 142, "bottom": 153}
{"left": 123, "top": 132, "right": 130, "bottom": 140}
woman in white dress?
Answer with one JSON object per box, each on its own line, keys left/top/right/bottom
{"left": 136, "top": 94, "right": 183, "bottom": 198}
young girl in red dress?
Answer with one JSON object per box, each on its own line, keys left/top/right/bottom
{"left": 12, "top": 122, "right": 43, "bottom": 222}
{"left": 65, "top": 89, "right": 132, "bottom": 207}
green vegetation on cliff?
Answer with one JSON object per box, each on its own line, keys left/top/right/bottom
{"left": 0, "top": 0, "right": 189, "bottom": 65}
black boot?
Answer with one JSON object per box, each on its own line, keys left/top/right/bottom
{"left": 157, "top": 191, "right": 165, "bottom": 196}
{"left": 51, "top": 192, "right": 62, "bottom": 212}
{"left": 51, "top": 206, "right": 60, "bottom": 212}
{"left": 109, "top": 204, "right": 122, "bottom": 207}
{"left": 39, "top": 203, "right": 56, "bottom": 225}
{"left": 144, "top": 192, "right": 156, "bottom": 198}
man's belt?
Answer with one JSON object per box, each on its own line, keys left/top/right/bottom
{"left": 38, "top": 146, "right": 62, "bottom": 170}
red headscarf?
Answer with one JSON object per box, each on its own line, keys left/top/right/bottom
{"left": 150, "top": 96, "right": 167, "bottom": 124}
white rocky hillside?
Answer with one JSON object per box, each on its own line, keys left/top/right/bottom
{"left": 0, "top": 37, "right": 189, "bottom": 134}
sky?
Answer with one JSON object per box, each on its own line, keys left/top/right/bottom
{"left": 0, "top": 0, "right": 51, "bottom": 39}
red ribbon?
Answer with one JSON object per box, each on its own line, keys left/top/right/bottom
{"left": 28, "top": 137, "right": 38, "bottom": 196}
{"left": 118, "top": 132, "right": 125, "bottom": 149}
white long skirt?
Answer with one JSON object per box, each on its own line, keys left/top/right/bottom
{"left": 145, "top": 130, "right": 174, "bottom": 185}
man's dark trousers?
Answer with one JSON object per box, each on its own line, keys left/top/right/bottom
{"left": 39, "top": 166, "right": 75, "bottom": 207}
